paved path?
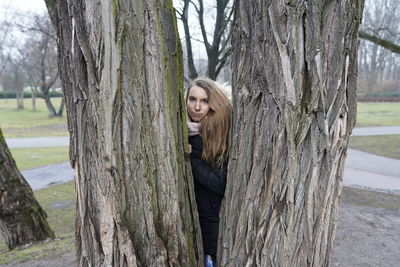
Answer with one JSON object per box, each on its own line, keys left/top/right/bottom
{"left": 5, "top": 126, "right": 400, "bottom": 192}
{"left": 22, "top": 162, "right": 74, "bottom": 191}
{"left": 351, "top": 126, "right": 400, "bottom": 136}
{"left": 6, "top": 136, "right": 69, "bottom": 148}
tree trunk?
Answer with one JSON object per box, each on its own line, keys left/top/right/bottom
{"left": 180, "top": 0, "right": 198, "bottom": 80}
{"left": 16, "top": 87, "right": 24, "bottom": 109}
{"left": 45, "top": 0, "right": 202, "bottom": 266}
{"left": 57, "top": 95, "right": 65, "bottom": 117}
{"left": 43, "top": 92, "right": 58, "bottom": 117}
{"left": 219, "top": 1, "right": 364, "bottom": 266}
{"left": 0, "top": 128, "right": 54, "bottom": 250}
{"left": 31, "top": 86, "right": 37, "bottom": 111}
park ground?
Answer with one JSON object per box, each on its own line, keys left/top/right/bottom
{"left": 0, "top": 98, "right": 400, "bottom": 266}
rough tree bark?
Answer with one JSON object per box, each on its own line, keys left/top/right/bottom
{"left": 0, "top": 128, "right": 54, "bottom": 250}
{"left": 45, "top": 0, "right": 202, "bottom": 266}
{"left": 219, "top": 1, "right": 364, "bottom": 266}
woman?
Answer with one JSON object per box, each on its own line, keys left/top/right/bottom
{"left": 186, "top": 77, "right": 232, "bottom": 266}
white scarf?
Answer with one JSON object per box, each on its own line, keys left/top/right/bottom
{"left": 187, "top": 120, "right": 199, "bottom": 136}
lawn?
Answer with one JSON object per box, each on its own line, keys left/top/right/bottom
{"left": 0, "top": 98, "right": 68, "bottom": 138}
{"left": 349, "top": 134, "right": 400, "bottom": 160}
{"left": 9, "top": 147, "right": 69, "bottom": 170}
{"left": 356, "top": 102, "right": 400, "bottom": 127}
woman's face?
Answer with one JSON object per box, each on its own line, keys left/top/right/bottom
{"left": 187, "top": 85, "right": 210, "bottom": 122}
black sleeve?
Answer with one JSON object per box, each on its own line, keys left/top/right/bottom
{"left": 189, "top": 135, "right": 203, "bottom": 160}
{"left": 190, "top": 156, "right": 227, "bottom": 195}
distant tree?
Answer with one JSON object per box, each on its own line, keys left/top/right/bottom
{"left": 0, "top": 127, "right": 54, "bottom": 250}
{"left": 175, "top": 0, "right": 233, "bottom": 80}
{"left": 358, "top": 0, "right": 400, "bottom": 91}
{"left": 17, "top": 13, "right": 63, "bottom": 117}
{"left": 0, "top": 56, "right": 25, "bottom": 109}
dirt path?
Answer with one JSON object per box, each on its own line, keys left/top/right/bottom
{"left": 333, "top": 203, "right": 400, "bottom": 266}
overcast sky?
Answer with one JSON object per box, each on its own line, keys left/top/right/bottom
{"left": 0, "top": 0, "right": 210, "bottom": 60}
{"left": 0, "top": 0, "right": 46, "bottom": 14}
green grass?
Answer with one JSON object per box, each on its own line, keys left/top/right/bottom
{"left": 0, "top": 98, "right": 68, "bottom": 138}
{"left": 0, "top": 182, "right": 76, "bottom": 264}
{"left": 356, "top": 102, "right": 400, "bottom": 127}
{"left": 9, "top": 147, "right": 69, "bottom": 170}
{"left": 349, "top": 134, "right": 400, "bottom": 160}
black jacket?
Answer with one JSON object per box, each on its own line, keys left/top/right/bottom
{"left": 189, "top": 135, "right": 227, "bottom": 258}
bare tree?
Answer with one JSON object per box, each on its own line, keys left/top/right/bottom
{"left": 175, "top": 0, "right": 198, "bottom": 80}
{"left": 17, "top": 13, "right": 63, "bottom": 117}
{"left": 0, "top": 55, "right": 26, "bottom": 108}
{"left": 175, "top": 0, "right": 233, "bottom": 81}
{"left": 0, "top": 20, "right": 12, "bottom": 76}
{"left": 358, "top": 0, "right": 400, "bottom": 92}
{"left": 0, "top": 127, "right": 55, "bottom": 250}
{"left": 45, "top": 0, "right": 202, "bottom": 265}
{"left": 218, "top": 0, "right": 364, "bottom": 266}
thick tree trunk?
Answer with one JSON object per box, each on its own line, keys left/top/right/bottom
{"left": 46, "top": 0, "right": 202, "bottom": 266}
{"left": 219, "top": 1, "right": 364, "bottom": 266}
{"left": 0, "top": 128, "right": 54, "bottom": 250}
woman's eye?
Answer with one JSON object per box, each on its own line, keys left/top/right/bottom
{"left": 202, "top": 99, "right": 208, "bottom": 104}
{"left": 189, "top": 97, "right": 196, "bottom": 102}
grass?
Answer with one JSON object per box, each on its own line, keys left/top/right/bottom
{"left": 349, "top": 134, "right": 400, "bottom": 160}
{"left": 0, "top": 182, "right": 76, "bottom": 264}
{"left": 9, "top": 147, "right": 69, "bottom": 170}
{"left": 356, "top": 102, "right": 400, "bottom": 127}
{"left": 0, "top": 98, "right": 68, "bottom": 138}
{"left": 342, "top": 186, "right": 400, "bottom": 210}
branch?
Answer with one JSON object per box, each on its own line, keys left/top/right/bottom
{"left": 46, "top": 72, "right": 59, "bottom": 90}
{"left": 193, "top": 0, "right": 210, "bottom": 51}
{"left": 15, "top": 23, "right": 57, "bottom": 41}
{"left": 359, "top": 30, "right": 400, "bottom": 54}
{"left": 190, "top": 36, "right": 206, "bottom": 44}
{"left": 174, "top": 7, "right": 183, "bottom": 18}
{"left": 215, "top": 47, "right": 232, "bottom": 77}
{"left": 213, "top": 1, "right": 234, "bottom": 49}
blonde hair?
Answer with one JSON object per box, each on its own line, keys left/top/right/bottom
{"left": 186, "top": 77, "right": 232, "bottom": 166}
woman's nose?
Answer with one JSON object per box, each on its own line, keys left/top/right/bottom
{"left": 195, "top": 102, "right": 201, "bottom": 111}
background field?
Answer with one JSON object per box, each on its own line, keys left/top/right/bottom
{"left": 0, "top": 98, "right": 68, "bottom": 138}
{"left": 356, "top": 102, "right": 400, "bottom": 127}
{"left": 10, "top": 147, "right": 69, "bottom": 170}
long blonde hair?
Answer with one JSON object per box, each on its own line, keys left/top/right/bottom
{"left": 186, "top": 77, "right": 232, "bottom": 166}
